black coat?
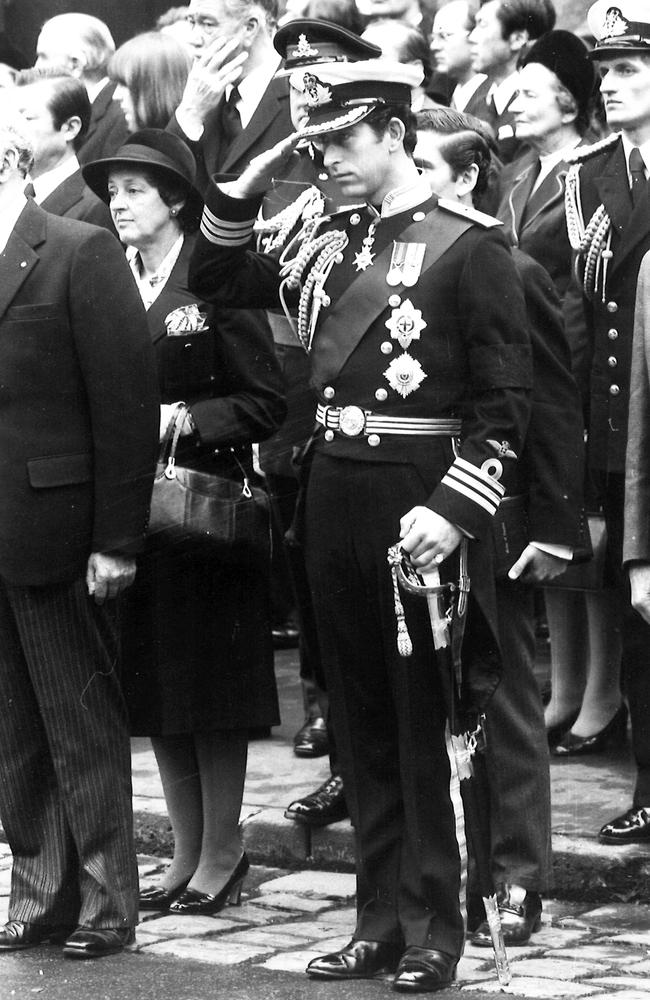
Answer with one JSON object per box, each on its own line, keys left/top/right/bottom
{"left": 39, "top": 168, "right": 115, "bottom": 230}
{"left": 121, "top": 235, "right": 286, "bottom": 734}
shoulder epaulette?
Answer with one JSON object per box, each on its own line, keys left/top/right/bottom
{"left": 564, "top": 132, "right": 620, "bottom": 165}
{"left": 437, "top": 197, "right": 503, "bottom": 229}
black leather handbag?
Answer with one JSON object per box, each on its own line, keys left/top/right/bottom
{"left": 147, "top": 404, "right": 269, "bottom": 561}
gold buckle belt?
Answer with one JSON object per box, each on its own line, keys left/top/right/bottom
{"left": 316, "top": 404, "right": 462, "bottom": 438}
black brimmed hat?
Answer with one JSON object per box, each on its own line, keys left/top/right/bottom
{"left": 274, "top": 18, "right": 381, "bottom": 74}
{"left": 82, "top": 128, "right": 203, "bottom": 222}
{"left": 520, "top": 30, "right": 596, "bottom": 115}
{"left": 587, "top": 0, "right": 650, "bottom": 57}
{"left": 293, "top": 59, "right": 423, "bottom": 138}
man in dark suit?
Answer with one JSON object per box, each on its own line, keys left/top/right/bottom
{"left": 430, "top": 0, "right": 489, "bottom": 116}
{"left": 34, "top": 12, "right": 129, "bottom": 164}
{"left": 565, "top": 0, "right": 650, "bottom": 846}
{"left": 168, "top": 0, "right": 293, "bottom": 193}
{"left": 468, "top": 0, "right": 556, "bottom": 162}
{"left": 0, "top": 109, "right": 159, "bottom": 959}
{"left": 14, "top": 68, "right": 113, "bottom": 228}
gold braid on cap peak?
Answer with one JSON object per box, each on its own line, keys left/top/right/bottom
{"left": 565, "top": 159, "right": 613, "bottom": 303}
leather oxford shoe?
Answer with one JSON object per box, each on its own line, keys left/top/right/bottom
{"left": 63, "top": 926, "right": 134, "bottom": 960}
{"left": 285, "top": 774, "right": 348, "bottom": 826}
{"left": 392, "top": 947, "right": 458, "bottom": 993}
{"left": 293, "top": 717, "right": 329, "bottom": 758}
{"left": 472, "top": 885, "right": 542, "bottom": 946}
{"left": 306, "top": 939, "right": 402, "bottom": 980}
{"left": 0, "top": 920, "right": 70, "bottom": 951}
{"left": 599, "top": 805, "right": 650, "bottom": 844}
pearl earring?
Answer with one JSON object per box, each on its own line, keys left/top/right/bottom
{"left": 170, "top": 207, "right": 178, "bottom": 217}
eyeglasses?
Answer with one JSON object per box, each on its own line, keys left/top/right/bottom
{"left": 185, "top": 14, "right": 220, "bottom": 32}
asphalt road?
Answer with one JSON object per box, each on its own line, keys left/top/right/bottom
{"left": 0, "top": 947, "right": 530, "bottom": 1000}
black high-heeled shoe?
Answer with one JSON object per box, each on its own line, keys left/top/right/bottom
{"left": 552, "top": 703, "right": 628, "bottom": 756}
{"left": 139, "top": 876, "right": 191, "bottom": 911}
{"left": 169, "top": 853, "right": 250, "bottom": 915}
{"left": 545, "top": 709, "right": 579, "bottom": 748}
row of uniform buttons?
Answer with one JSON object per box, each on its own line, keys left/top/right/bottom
{"left": 323, "top": 386, "right": 389, "bottom": 403}
{"left": 606, "top": 306, "right": 619, "bottom": 395}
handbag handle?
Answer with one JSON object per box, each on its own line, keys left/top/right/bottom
{"left": 159, "top": 401, "right": 189, "bottom": 481}
{"left": 159, "top": 401, "right": 255, "bottom": 499}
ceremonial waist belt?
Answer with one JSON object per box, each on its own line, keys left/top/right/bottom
{"left": 316, "top": 404, "right": 462, "bottom": 438}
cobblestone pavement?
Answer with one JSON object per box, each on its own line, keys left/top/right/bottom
{"left": 1, "top": 844, "right": 650, "bottom": 998}
{"left": 132, "top": 855, "right": 650, "bottom": 999}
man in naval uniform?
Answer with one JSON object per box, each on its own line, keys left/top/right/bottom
{"left": 564, "top": 0, "right": 650, "bottom": 845}
{"left": 189, "top": 59, "right": 532, "bottom": 991}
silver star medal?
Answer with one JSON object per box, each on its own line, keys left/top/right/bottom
{"left": 354, "top": 222, "right": 377, "bottom": 272}
{"left": 384, "top": 352, "right": 427, "bottom": 398}
{"left": 386, "top": 242, "right": 426, "bottom": 287}
{"left": 385, "top": 298, "right": 427, "bottom": 350}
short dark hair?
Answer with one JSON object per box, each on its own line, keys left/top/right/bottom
{"left": 14, "top": 66, "right": 91, "bottom": 151}
{"left": 363, "top": 19, "right": 433, "bottom": 85}
{"left": 415, "top": 106, "right": 496, "bottom": 207}
{"left": 366, "top": 104, "right": 418, "bottom": 155}
{"left": 486, "top": 0, "right": 556, "bottom": 41}
{"left": 109, "top": 31, "right": 192, "bottom": 130}
{"left": 304, "top": 0, "right": 364, "bottom": 33}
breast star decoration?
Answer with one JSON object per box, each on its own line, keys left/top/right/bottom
{"left": 385, "top": 299, "right": 427, "bottom": 350}
{"left": 383, "top": 352, "right": 427, "bottom": 398}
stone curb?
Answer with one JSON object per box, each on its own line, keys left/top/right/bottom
{"left": 134, "top": 808, "right": 650, "bottom": 904}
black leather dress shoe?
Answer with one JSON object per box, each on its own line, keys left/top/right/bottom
{"left": 63, "top": 926, "right": 134, "bottom": 959}
{"left": 392, "top": 947, "right": 458, "bottom": 993}
{"left": 293, "top": 717, "right": 329, "bottom": 758}
{"left": 139, "top": 876, "right": 191, "bottom": 911}
{"left": 599, "top": 805, "right": 650, "bottom": 844}
{"left": 472, "top": 885, "right": 542, "bottom": 946}
{"left": 284, "top": 775, "right": 348, "bottom": 827}
{"left": 0, "top": 920, "right": 70, "bottom": 951}
{"left": 306, "top": 939, "right": 402, "bottom": 980}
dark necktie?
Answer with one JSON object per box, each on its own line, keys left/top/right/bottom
{"left": 629, "top": 146, "right": 646, "bottom": 206}
{"left": 221, "top": 86, "right": 243, "bottom": 144}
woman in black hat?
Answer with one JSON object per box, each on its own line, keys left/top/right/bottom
{"left": 83, "top": 130, "right": 285, "bottom": 915}
{"left": 495, "top": 31, "right": 627, "bottom": 760}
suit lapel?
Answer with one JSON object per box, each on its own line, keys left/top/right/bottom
{"left": 312, "top": 205, "right": 473, "bottom": 385}
{"left": 221, "top": 78, "right": 286, "bottom": 173}
{"left": 145, "top": 239, "right": 196, "bottom": 345}
{"left": 40, "top": 172, "right": 84, "bottom": 216}
{"left": 87, "top": 82, "right": 115, "bottom": 142}
{"left": 520, "top": 164, "right": 566, "bottom": 232}
{"left": 506, "top": 162, "right": 538, "bottom": 243}
{"left": 0, "top": 201, "right": 46, "bottom": 322}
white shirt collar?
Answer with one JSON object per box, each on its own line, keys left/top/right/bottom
{"left": 0, "top": 192, "right": 28, "bottom": 255}
{"left": 533, "top": 138, "right": 581, "bottom": 191}
{"left": 86, "top": 76, "right": 110, "bottom": 104}
{"left": 227, "top": 56, "right": 281, "bottom": 129}
{"left": 487, "top": 71, "right": 518, "bottom": 116}
{"left": 31, "top": 156, "right": 80, "bottom": 205}
{"left": 451, "top": 74, "right": 487, "bottom": 112}
{"left": 380, "top": 175, "right": 432, "bottom": 218}
{"left": 621, "top": 132, "right": 650, "bottom": 182}
{"left": 126, "top": 234, "right": 185, "bottom": 310}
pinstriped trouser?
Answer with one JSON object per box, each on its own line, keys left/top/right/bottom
{"left": 0, "top": 575, "right": 138, "bottom": 931}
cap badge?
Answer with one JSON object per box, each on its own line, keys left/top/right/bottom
{"left": 383, "top": 352, "right": 427, "bottom": 398}
{"left": 304, "top": 73, "right": 332, "bottom": 108}
{"left": 385, "top": 299, "right": 427, "bottom": 350}
{"left": 602, "top": 6, "right": 629, "bottom": 37}
{"left": 297, "top": 34, "right": 319, "bottom": 58}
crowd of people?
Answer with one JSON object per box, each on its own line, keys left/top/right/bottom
{"left": 0, "top": 0, "right": 650, "bottom": 990}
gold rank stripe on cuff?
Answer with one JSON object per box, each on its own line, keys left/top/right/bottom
{"left": 200, "top": 205, "right": 256, "bottom": 246}
{"left": 440, "top": 456, "right": 505, "bottom": 516}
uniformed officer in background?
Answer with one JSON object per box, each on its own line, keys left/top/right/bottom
{"left": 564, "top": 0, "right": 650, "bottom": 845}
{"left": 189, "top": 58, "right": 532, "bottom": 991}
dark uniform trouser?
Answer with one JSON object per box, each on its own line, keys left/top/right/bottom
{"left": 304, "top": 453, "right": 465, "bottom": 959}
{"left": 601, "top": 472, "right": 650, "bottom": 806}
{"left": 472, "top": 581, "right": 552, "bottom": 893}
{"left": 0, "top": 576, "right": 138, "bottom": 930}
